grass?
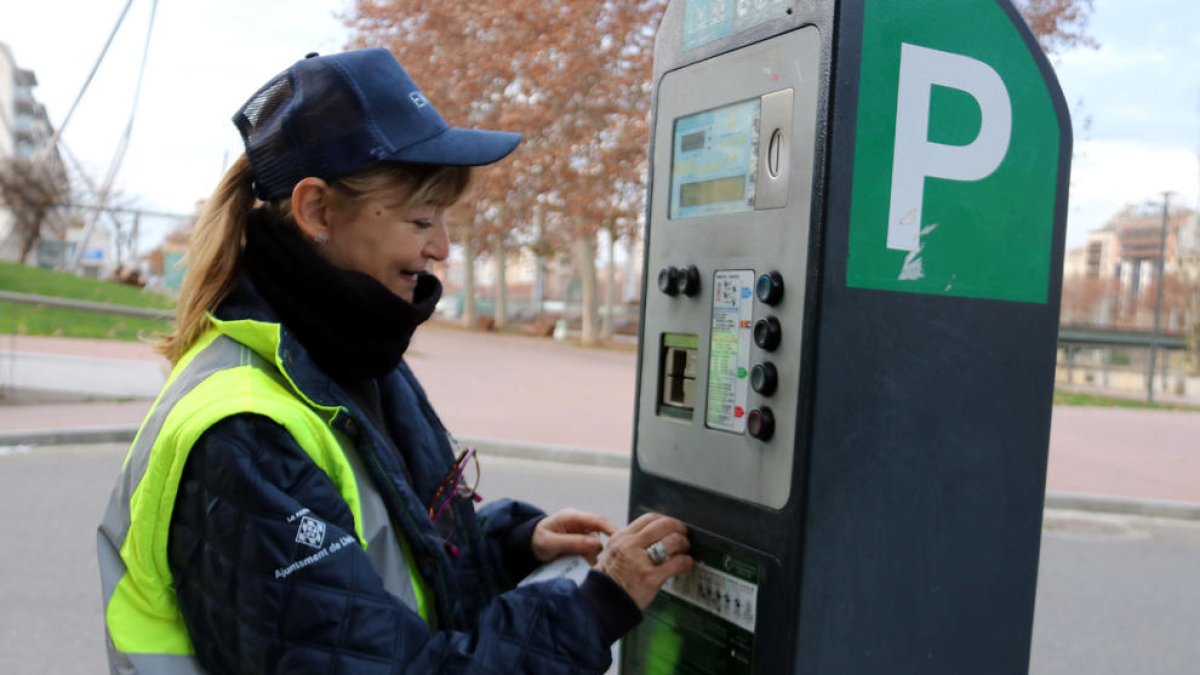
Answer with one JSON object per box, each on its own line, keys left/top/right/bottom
{"left": 0, "top": 260, "right": 174, "bottom": 309}
{"left": 1054, "top": 389, "right": 1200, "bottom": 412}
{"left": 0, "top": 300, "right": 171, "bottom": 341}
{"left": 0, "top": 261, "right": 175, "bottom": 341}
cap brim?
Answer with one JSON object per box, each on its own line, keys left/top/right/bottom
{"left": 385, "top": 127, "right": 522, "bottom": 167}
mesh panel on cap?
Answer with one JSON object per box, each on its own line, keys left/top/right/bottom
{"left": 236, "top": 74, "right": 299, "bottom": 200}
{"left": 242, "top": 77, "right": 291, "bottom": 127}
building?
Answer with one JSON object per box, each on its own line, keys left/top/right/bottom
{"left": 0, "top": 41, "right": 72, "bottom": 265}
{"left": 1062, "top": 224, "right": 1118, "bottom": 280}
{"left": 1062, "top": 202, "right": 1197, "bottom": 328}
{"left": 0, "top": 43, "right": 54, "bottom": 159}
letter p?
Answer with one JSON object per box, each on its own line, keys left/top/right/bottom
{"left": 887, "top": 43, "right": 1012, "bottom": 251}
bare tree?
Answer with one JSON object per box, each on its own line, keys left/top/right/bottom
{"left": 0, "top": 156, "right": 70, "bottom": 263}
{"left": 1013, "top": 0, "right": 1097, "bottom": 54}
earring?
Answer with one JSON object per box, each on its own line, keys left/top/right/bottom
{"left": 312, "top": 234, "right": 328, "bottom": 247}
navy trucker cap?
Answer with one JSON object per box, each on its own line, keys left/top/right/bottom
{"left": 233, "top": 48, "right": 522, "bottom": 201}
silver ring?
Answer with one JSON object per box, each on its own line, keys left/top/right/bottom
{"left": 646, "top": 540, "right": 668, "bottom": 566}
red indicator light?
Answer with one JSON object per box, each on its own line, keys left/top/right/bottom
{"left": 734, "top": 406, "right": 745, "bottom": 418}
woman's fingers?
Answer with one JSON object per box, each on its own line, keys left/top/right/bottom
{"left": 631, "top": 514, "right": 688, "bottom": 549}
{"left": 655, "top": 551, "right": 695, "bottom": 580}
{"left": 656, "top": 531, "right": 690, "bottom": 558}
{"left": 623, "top": 511, "right": 664, "bottom": 535}
{"left": 538, "top": 531, "right": 604, "bottom": 557}
{"left": 532, "top": 509, "right": 616, "bottom": 562}
{"left": 550, "top": 509, "right": 617, "bottom": 537}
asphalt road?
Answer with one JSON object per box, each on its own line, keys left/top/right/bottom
{"left": 2, "top": 443, "right": 1197, "bottom": 674}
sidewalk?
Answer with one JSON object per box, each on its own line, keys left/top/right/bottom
{"left": 2, "top": 325, "right": 1198, "bottom": 517}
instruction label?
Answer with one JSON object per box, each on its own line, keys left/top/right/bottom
{"left": 706, "top": 270, "right": 754, "bottom": 433}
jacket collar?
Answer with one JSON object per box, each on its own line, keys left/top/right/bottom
{"left": 210, "top": 277, "right": 346, "bottom": 415}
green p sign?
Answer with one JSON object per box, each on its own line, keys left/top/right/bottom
{"left": 847, "top": 0, "right": 1065, "bottom": 304}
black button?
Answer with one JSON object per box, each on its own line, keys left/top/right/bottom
{"left": 750, "top": 362, "right": 778, "bottom": 396}
{"left": 675, "top": 265, "right": 700, "bottom": 297}
{"left": 753, "top": 316, "right": 782, "bottom": 352}
{"left": 755, "top": 271, "right": 784, "bottom": 306}
{"left": 658, "top": 267, "right": 680, "bottom": 296}
{"left": 305, "top": 52, "right": 320, "bottom": 59}
{"left": 747, "top": 407, "right": 775, "bottom": 441}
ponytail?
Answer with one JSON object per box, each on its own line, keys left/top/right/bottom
{"left": 156, "top": 154, "right": 257, "bottom": 363}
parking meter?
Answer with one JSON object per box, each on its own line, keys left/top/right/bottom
{"left": 624, "top": 1, "right": 1071, "bottom": 673}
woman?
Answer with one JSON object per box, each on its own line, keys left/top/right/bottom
{"left": 97, "top": 48, "right": 692, "bottom": 674}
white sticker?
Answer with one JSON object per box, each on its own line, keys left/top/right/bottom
{"left": 664, "top": 562, "right": 759, "bottom": 633}
{"left": 706, "top": 270, "right": 755, "bottom": 433}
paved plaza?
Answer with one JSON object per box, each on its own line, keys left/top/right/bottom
{"left": 1, "top": 324, "right": 1198, "bottom": 505}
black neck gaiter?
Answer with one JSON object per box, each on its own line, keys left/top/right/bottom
{"left": 241, "top": 207, "right": 442, "bottom": 381}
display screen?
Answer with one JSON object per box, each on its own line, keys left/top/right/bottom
{"left": 670, "top": 98, "right": 760, "bottom": 219}
{"left": 679, "top": 175, "right": 746, "bottom": 208}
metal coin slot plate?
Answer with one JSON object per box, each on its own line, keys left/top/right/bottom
{"left": 636, "top": 27, "right": 820, "bottom": 508}
{"left": 757, "top": 88, "right": 793, "bottom": 207}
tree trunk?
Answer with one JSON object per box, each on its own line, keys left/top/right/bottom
{"left": 462, "top": 236, "right": 478, "bottom": 330}
{"left": 623, "top": 231, "right": 640, "bottom": 303}
{"left": 17, "top": 226, "right": 37, "bottom": 264}
{"left": 600, "top": 225, "right": 616, "bottom": 341}
{"left": 1189, "top": 284, "right": 1200, "bottom": 373}
{"left": 574, "top": 235, "right": 600, "bottom": 346}
{"left": 494, "top": 239, "right": 508, "bottom": 330}
{"left": 533, "top": 215, "right": 545, "bottom": 314}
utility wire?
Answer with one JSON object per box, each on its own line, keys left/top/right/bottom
{"left": 40, "top": 0, "right": 137, "bottom": 157}
{"left": 70, "top": 0, "right": 160, "bottom": 273}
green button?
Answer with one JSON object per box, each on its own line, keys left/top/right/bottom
{"left": 737, "top": 368, "right": 748, "bottom": 378}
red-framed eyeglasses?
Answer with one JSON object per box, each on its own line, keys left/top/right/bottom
{"left": 427, "top": 446, "right": 483, "bottom": 526}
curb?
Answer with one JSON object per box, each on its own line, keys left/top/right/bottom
{"left": 459, "top": 436, "right": 631, "bottom": 469}
{"left": 0, "top": 425, "right": 140, "bottom": 447}
{"left": 1043, "top": 492, "right": 1200, "bottom": 522}
{"left": 4, "top": 426, "right": 1197, "bottom": 521}
{"left": 0, "top": 290, "right": 174, "bottom": 320}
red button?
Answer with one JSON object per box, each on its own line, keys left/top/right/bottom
{"left": 734, "top": 406, "right": 745, "bottom": 418}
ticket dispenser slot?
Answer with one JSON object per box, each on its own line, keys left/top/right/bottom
{"left": 658, "top": 333, "right": 699, "bottom": 420}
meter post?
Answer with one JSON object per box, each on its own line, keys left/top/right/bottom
{"left": 623, "top": 1, "right": 1072, "bottom": 673}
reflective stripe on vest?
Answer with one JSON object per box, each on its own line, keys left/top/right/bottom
{"left": 98, "top": 325, "right": 431, "bottom": 673}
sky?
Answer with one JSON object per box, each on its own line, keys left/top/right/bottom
{"left": 2, "top": 0, "right": 1198, "bottom": 253}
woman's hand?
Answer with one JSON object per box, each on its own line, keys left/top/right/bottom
{"left": 594, "top": 512, "right": 693, "bottom": 610}
{"left": 531, "top": 508, "right": 617, "bottom": 564}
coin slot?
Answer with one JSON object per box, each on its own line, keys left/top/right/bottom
{"left": 767, "top": 129, "right": 782, "bottom": 178}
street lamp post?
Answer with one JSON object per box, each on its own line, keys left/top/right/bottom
{"left": 1146, "top": 191, "right": 1174, "bottom": 403}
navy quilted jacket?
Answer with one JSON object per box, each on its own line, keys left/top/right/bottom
{"left": 167, "top": 283, "right": 637, "bottom": 673}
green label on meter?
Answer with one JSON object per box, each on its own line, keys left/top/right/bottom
{"left": 622, "top": 542, "right": 759, "bottom": 674}
{"left": 706, "top": 270, "right": 754, "bottom": 433}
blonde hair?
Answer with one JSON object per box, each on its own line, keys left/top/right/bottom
{"left": 156, "top": 155, "right": 471, "bottom": 363}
